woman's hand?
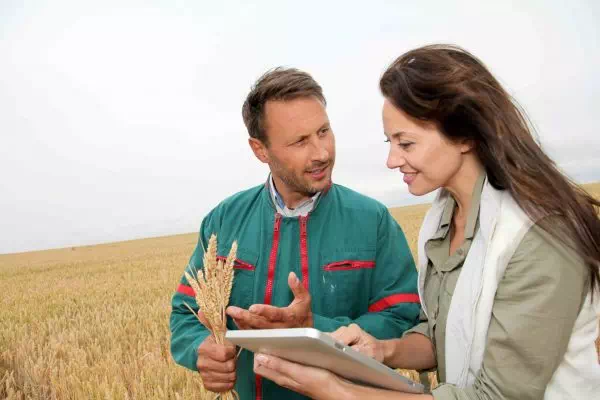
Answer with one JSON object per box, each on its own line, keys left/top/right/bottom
{"left": 330, "top": 323, "right": 387, "bottom": 363}
{"left": 254, "top": 352, "right": 432, "bottom": 400}
{"left": 253, "top": 353, "right": 344, "bottom": 400}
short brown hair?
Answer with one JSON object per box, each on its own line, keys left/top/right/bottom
{"left": 242, "top": 67, "right": 326, "bottom": 145}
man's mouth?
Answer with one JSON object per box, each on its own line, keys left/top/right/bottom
{"left": 307, "top": 164, "right": 329, "bottom": 179}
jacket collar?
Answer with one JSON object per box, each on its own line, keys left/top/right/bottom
{"left": 262, "top": 174, "right": 333, "bottom": 216}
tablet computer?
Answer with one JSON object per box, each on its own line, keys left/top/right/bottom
{"left": 225, "top": 328, "right": 424, "bottom": 394}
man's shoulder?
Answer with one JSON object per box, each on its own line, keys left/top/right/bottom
{"left": 220, "top": 183, "right": 266, "bottom": 207}
{"left": 206, "top": 183, "right": 266, "bottom": 219}
{"left": 330, "top": 183, "right": 387, "bottom": 213}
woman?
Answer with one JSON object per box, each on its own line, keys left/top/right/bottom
{"left": 252, "top": 45, "right": 600, "bottom": 399}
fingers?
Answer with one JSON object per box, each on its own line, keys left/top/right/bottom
{"left": 228, "top": 306, "right": 290, "bottom": 329}
{"left": 227, "top": 306, "right": 254, "bottom": 329}
{"left": 198, "top": 336, "right": 236, "bottom": 363}
{"left": 226, "top": 306, "right": 244, "bottom": 318}
{"left": 288, "top": 272, "right": 309, "bottom": 301}
{"left": 332, "top": 324, "right": 377, "bottom": 357}
{"left": 249, "top": 304, "right": 287, "bottom": 322}
{"left": 198, "top": 356, "right": 236, "bottom": 374}
{"left": 201, "top": 380, "right": 236, "bottom": 393}
{"left": 227, "top": 306, "right": 271, "bottom": 329}
{"left": 253, "top": 354, "right": 301, "bottom": 391}
{"left": 230, "top": 316, "right": 251, "bottom": 330}
{"left": 253, "top": 353, "right": 332, "bottom": 398}
{"left": 202, "top": 370, "right": 236, "bottom": 383}
{"left": 226, "top": 281, "right": 312, "bottom": 329}
{"left": 350, "top": 343, "right": 376, "bottom": 359}
{"left": 197, "top": 337, "right": 238, "bottom": 393}
{"left": 210, "top": 340, "right": 236, "bottom": 362}
{"left": 330, "top": 323, "right": 363, "bottom": 346}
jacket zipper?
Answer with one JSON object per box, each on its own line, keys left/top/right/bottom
{"left": 299, "top": 215, "right": 310, "bottom": 290}
{"left": 256, "top": 213, "right": 282, "bottom": 400}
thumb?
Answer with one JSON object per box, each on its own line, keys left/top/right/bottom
{"left": 288, "top": 272, "right": 309, "bottom": 301}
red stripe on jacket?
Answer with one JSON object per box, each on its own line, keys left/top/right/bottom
{"left": 257, "top": 213, "right": 282, "bottom": 400}
{"left": 263, "top": 214, "right": 282, "bottom": 305}
{"left": 323, "top": 260, "right": 375, "bottom": 271}
{"left": 299, "top": 215, "right": 309, "bottom": 290}
{"left": 255, "top": 375, "right": 263, "bottom": 400}
{"left": 215, "top": 255, "right": 256, "bottom": 271}
{"left": 368, "top": 293, "right": 420, "bottom": 312}
{"left": 176, "top": 284, "right": 195, "bottom": 297}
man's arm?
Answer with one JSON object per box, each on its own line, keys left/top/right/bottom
{"left": 169, "top": 210, "right": 239, "bottom": 393}
{"left": 169, "top": 225, "right": 212, "bottom": 371}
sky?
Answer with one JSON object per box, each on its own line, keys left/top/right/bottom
{"left": 1, "top": 0, "right": 599, "bottom": 254}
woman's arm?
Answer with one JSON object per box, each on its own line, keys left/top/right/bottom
{"left": 331, "top": 322, "right": 437, "bottom": 370}
{"left": 432, "top": 225, "right": 589, "bottom": 399}
{"left": 254, "top": 353, "right": 433, "bottom": 400}
{"left": 382, "top": 332, "right": 437, "bottom": 370}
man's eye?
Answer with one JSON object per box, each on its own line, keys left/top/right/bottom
{"left": 317, "top": 128, "right": 329, "bottom": 137}
{"left": 400, "top": 142, "right": 413, "bottom": 149}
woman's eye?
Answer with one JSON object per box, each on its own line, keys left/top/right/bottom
{"left": 384, "top": 138, "right": 391, "bottom": 143}
{"left": 400, "top": 142, "right": 413, "bottom": 149}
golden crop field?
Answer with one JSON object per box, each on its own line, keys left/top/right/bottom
{"left": 1, "top": 182, "right": 598, "bottom": 399}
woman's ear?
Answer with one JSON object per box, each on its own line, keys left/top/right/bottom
{"left": 459, "top": 138, "right": 476, "bottom": 153}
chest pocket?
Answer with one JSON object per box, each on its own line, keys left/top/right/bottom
{"left": 319, "top": 249, "right": 376, "bottom": 319}
{"left": 218, "top": 246, "right": 257, "bottom": 316}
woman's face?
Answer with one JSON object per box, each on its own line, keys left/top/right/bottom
{"left": 382, "top": 98, "right": 470, "bottom": 196}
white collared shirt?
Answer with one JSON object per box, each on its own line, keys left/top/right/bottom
{"left": 269, "top": 175, "right": 320, "bottom": 217}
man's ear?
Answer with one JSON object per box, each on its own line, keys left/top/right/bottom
{"left": 249, "top": 138, "right": 269, "bottom": 163}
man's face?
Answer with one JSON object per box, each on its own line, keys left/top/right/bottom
{"left": 260, "top": 96, "right": 336, "bottom": 200}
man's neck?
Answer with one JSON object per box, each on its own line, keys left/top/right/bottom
{"left": 270, "top": 175, "right": 314, "bottom": 210}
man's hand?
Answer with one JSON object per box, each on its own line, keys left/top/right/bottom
{"left": 226, "top": 272, "right": 313, "bottom": 329}
{"left": 330, "top": 323, "right": 386, "bottom": 363}
{"left": 196, "top": 333, "right": 237, "bottom": 392}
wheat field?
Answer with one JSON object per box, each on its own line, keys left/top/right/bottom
{"left": 1, "top": 182, "right": 599, "bottom": 399}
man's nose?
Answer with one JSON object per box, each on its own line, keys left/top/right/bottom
{"left": 311, "top": 138, "right": 329, "bottom": 162}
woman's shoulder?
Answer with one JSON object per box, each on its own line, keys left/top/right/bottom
{"left": 508, "top": 217, "right": 588, "bottom": 290}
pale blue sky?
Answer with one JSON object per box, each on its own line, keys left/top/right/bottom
{"left": 1, "top": 0, "right": 599, "bottom": 253}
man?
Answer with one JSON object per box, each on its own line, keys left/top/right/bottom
{"left": 170, "top": 67, "right": 420, "bottom": 400}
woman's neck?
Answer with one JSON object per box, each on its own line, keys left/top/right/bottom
{"left": 444, "top": 156, "right": 484, "bottom": 225}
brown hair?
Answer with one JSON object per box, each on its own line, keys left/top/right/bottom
{"left": 380, "top": 44, "right": 600, "bottom": 294}
{"left": 242, "top": 67, "right": 326, "bottom": 146}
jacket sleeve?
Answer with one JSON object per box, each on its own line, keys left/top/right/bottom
{"left": 313, "top": 209, "right": 421, "bottom": 339}
{"left": 169, "top": 212, "right": 216, "bottom": 371}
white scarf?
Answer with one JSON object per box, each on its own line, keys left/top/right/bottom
{"left": 417, "top": 179, "right": 600, "bottom": 398}
{"left": 417, "top": 179, "right": 532, "bottom": 386}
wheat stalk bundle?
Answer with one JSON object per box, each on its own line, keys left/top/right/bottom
{"left": 184, "top": 234, "right": 239, "bottom": 400}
